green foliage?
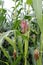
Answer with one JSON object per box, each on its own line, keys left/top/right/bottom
{"left": 0, "top": 8, "right": 6, "bottom": 23}
{"left": 0, "top": 0, "right": 3, "bottom": 5}
{"left": 26, "top": 0, "right": 32, "bottom": 5}
{"left": 26, "top": 0, "right": 42, "bottom": 65}
{"left": 5, "top": 36, "right": 17, "bottom": 50}
{"left": 0, "top": 8, "right": 7, "bottom": 32}
{"left": 0, "top": 47, "right": 10, "bottom": 59}
{"left": 12, "top": 55, "right": 22, "bottom": 65}
{"left": 12, "top": 1, "right": 20, "bottom": 10}
{"left": 0, "top": 60, "right": 9, "bottom": 65}
{"left": 32, "top": 0, "right": 42, "bottom": 65}
{"left": 24, "top": 15, "right": 32, "bottom": 21}
{"left": 0, "top": 0, "right": 42, "bottom": 65}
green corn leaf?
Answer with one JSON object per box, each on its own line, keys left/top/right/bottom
{"left": 5, "top": 36, "right": 17, "bottom": 50}
{"left": 12, "top": 55, "right": 22, "bottom": 65}
{"left": 12, "top": 1, "right": 20, "bottom": 11}
{"left": 24, "top": 15, "right": 32, "bottom": 21}
{"left": 0, "top": 47, "right": 10, "bottom": 59}
{"left": 0, "top": 8, "right": 6, "bottom": 14}
{"left": 0, "top": 30, "right": 13, "bottom": 47}
{"left": 17, "top": 8, "right": 23, "bottom": 15}
{"left": 0, "top": 60, "right": 9, "bottom": 65}
{"left": 13, "top": 20, "right": 20, "bottom": 29}
{"left": 26, "top": 0, "right": 32, "bottom": 5}
{"left": 17, "top": 36, "right": 23, "bottom": 54}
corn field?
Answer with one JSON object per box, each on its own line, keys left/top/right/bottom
{"left": 0, "top": 0, "right": 43, "bottom": 65}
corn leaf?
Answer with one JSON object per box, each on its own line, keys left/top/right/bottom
{"left": 0, "top": 30, "right": 13, "bottom": 47}
{"left": 12, "top": 55, "right": 22, "bottom": 65}
{"left": 0, "top": 47, "right": 10, "bottom": 59}
{"left": 26, "top": 0, "right": 32, "bottom": 5}
{"left": 17, "top": 36, "right": 23, "bottom": 54}
{"left": 5, "top": 36, "right": 17, "bottom": 50}
{"left": 0, "top": 60, "right": 9, "bottom": 65}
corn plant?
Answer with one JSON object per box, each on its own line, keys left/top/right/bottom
{"left": 27, "top": 0, "right": 42, "bottom": 65}
{"left": 0, "top": 0, "right": 42, "bottom": 65}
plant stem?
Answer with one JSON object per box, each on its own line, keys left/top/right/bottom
{"left": 24, "top": 39, "right": 28, "bottom": 65}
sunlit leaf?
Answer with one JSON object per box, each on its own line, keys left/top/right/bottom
{"left": 0, "top": 30, "right": 14, "bottom": 47}
{"left": 26, "top": 0, "right": 32, "bottom": 5}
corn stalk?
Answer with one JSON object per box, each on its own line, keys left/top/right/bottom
{"left": 24, "top": 31, "right": 30, "bottom": 65}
